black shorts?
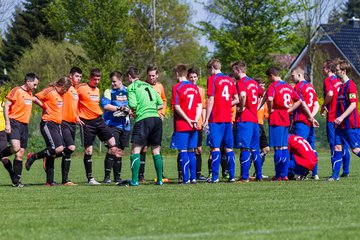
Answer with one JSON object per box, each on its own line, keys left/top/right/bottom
{"left": 0, "top": 130, "right": 7, "bottom": 152}
{"left": 9, "top": 119, "right": 29, "bottom": 148}
{"left": 111, "top": 127, "right": 130, "bottom": 149}
{"left": 40, "top": 121, "right": 63, "bottom": 149}
{"left": 259, "top": 124, "right": 269, "bottom": 149}
{"left": 197, "top": 130, "right": 203, "bottom": 147}
{"left": 131, "top": 117, "right": 162, "bottom": 146}
{"left": 80, "top": 116, "right": 113, "bottom": 147}
{"left": 61, "top": 121, "right": 76, "bottom": 147}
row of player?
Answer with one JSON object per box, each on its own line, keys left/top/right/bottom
{"left": 0, "top": 57, "right": 357, "bottom": 186}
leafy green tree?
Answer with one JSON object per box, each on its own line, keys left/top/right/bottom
{"left": 199, "top": 0, "right": 298, "bottom": 76}
{"left": 342, "top": 0, "right": 360, "bottom": 19}
{"left": 1, "top": 0, "right": 64, "bottom": 72}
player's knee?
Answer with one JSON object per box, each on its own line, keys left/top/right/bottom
{"left": 116, "top": 148, "right": 123, "bottom": 157}
{"left": 352, "top": 148, "right": 360, "bottom": 155}
{"left": 85, "top": 146, "right": 93, "bottom": 155}
{"left": 196, "top": 147, "right": 202, "bottom": 154}
{"left": 263, "top": 146, "right": 270, "bottom": 154}
{"left": 68, "top": 145, "right": 76, "bottom": 152}
{"left": 108, "top": 146, "right": 118, "bottom": 155}
{"left": 55, "top": 146, "right": 64, "bottom": 154}
{"left": 334, "top": 145, "right": 342, "bottom": 152}
{"left": 11, "top": 145, "right": 21, "bottom": 153}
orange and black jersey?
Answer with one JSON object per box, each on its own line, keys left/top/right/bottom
{"left": 6, "top": 86, "right": 33, "bottom": 124}
{"left": 62, "top": 86, "right": 79, "bottom": 123}
{"left": 76, "top": 83, "right": 103, "bottom": 120}
{"left": 35, "top": 86, "right": 63, "bottom": 124}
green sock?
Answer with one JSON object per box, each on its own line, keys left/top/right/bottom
{"left": 131, "top": 154, "right": 141, "bottom": 183}
{"left": 153, "top": 154, "right": 163, "bottom": 182}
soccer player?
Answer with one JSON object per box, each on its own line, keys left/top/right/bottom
{"left": 25, "top": 77, "right": 72, "bottom": 186}
{"left": 126, "top": 67, "right": 164, "bottom": 186}
{"left": 76, "top": 68, "right": 120, "bottom": 185}
{"left": 266, "top": 67, "right": 302, "bottom": 181}
{"left": 203, "top": 58, "right": 239, "bottom": 183}
{"left": 0, "top": 73, "right": 39, "bottom": 187}
{"left": 170, "top": 64, "right": 202, "bottom": 184}
{"left": 287, "top": 134, "right": 318, "bottom": 180}
{"left": 0, "top": 101, "right": 14, "bottom": 184}
{"left": 101, "top": 71, "right": 130, "bottom": 184}
{"left": 291, "top": 67, "right": 320, "bottom": 180}
{"left": 138, "top": 65, "right": 168, "bottom": 182}
{"left": 58, "top": 67, "right": 83, "bottom": 186}
{"left": 320, "top": 60, "right": 351, "bottom": 178}
{"left": 330, "top": 60, "right": 360, "bottom": 181}
{"left": 232, "top": 60, "right": 264, "bottom": 181}
{"left": 187, "top": 68, "right": 207, "bottom": 181}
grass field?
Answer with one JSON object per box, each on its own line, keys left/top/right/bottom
{"left": 1, "top": 150, "right": 360, "bottom": 240}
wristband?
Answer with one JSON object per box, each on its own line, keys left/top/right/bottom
{"left": 41, "top": 104, "right": 47, "bottom": 110}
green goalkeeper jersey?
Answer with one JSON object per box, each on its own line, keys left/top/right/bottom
{"left": 128, "top": 79, "right": 163, "bottom": 122}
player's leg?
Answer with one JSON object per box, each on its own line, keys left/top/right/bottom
{"left": 236, "top": 122, "right": 252, "bottom": 181}
{"left": 188, "top": 131, "right": 198, "bottom": 183}
{"left": 208, "top": 123, "right": 224, "bottom": 182}
{"left": 0, "top": 120, "right": 22, "bottom": 159}
{"left": 251, "top": 124, "right": 262, "bottom": 181}
{"left": 60, "top": 121, "right": 76, "bottom": 185}
{"left": 149, "top": 117, "right": 163, "bottom": 185}
{"left": 195, "top": 130, "right": 206, "bottom": 180}
{"left": 138, "top": 146, "right": 147, "bottom": 182}
{"left": 113, "top": 130, "right": 130, "bottom": 183}
{"left": 223, "top": 123, "right": 235, "bottom": 182}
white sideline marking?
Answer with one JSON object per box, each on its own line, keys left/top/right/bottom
{"left": 115, "top": 223, "right": 360, "bottom": 240}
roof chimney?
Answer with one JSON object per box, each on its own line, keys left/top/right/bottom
{"left": 349, "top": 16, "right": 360, "bottom": 28}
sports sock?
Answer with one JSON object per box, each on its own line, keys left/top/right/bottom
{"left": 2, "top": 159, "right": 14, "bottom": 179}
{"left": 138, "top": 151, "right": 146, "bottom": 178}
{"left": 226, "top": 151, "right": 235, "bottom": 179}
{"left": 61, "top": 156, "right": 71, "bottom": 183}
{"left": 331, "top": 151, "right": 342, "bottom": 179}
{"left": 177, "top": 153, "right": 182, "bottom": 179}
{"left": 342, "top": 145, "right": 351, "bottom": 175}
{"left": 0, "top": 146, "right": 13, "bottom": 159}
{"left": 261, "top": 151, "right": 267, "bottom": 164}
{"left": 240, "top": 150, "right": 251, "bottom": 180}
{"left": 282, "top": 149, "right": 290, "bottom": 178}
{"left": 195, "top": 153, "right": 202, "bottom": 177}
{"left": 104, "top": 153, "right": 115, "bottom": 178}
{"left": 207, "top": 157, "right": 212, "bottom": 175}
{"left": 179, "top": 151, "right": 189, "bottom": 182}
{"left": 83, "top": 154, "right": 93, "bottom": 180}
{"left": 113, "top": 157, "right": 122, "bottom": 182}
{"left": 31, "top": 148, "right": 57, "bottom": 161}
{"left": 312, "top": 151, "right": 318, "bottom": 176}
{"left": 211, "top": 151, "right": 221, "bottom": 181}
{"left": 45, "top": 156, "right": 55, "bottom": 184}
{"left": 220, "top": 151, "right": 228, "bottom": 177}
{"left": 130, "top": 154, "right": 141, "bottom": 183}
{"left": 153, "top": 154, "right": 163, "bottom": 183}
{"left": 252, "top": 150, "right": 263, "bottom": 179}
{"left": 188, "top": 151, "right": 196, "bottom": 181}
{"left": 274, "top": 149, "right": 282, "bottom": 178}
{"left": 13, "top": 160, "right": 22, "bottom": 184}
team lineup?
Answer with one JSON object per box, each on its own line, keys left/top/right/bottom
{"left": 0, "top": 57, "right": 358, "bottom": 187}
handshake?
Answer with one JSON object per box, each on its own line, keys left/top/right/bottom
{"left": 113, "top": 105, "right": 131, "bottom": 117}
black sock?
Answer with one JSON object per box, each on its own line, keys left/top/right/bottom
{"left": 196, "top": 153, "right": 202, "bottom": 177}
{"left": 0, "top": 146, "right": 13, "bottom": 159}
{"left": 177, "top": 153, "right": 182, "bottom": 180}
{"left": 61, "top": 156, "right": 71, "bottom": 183}
{"left": 46, "top": 156, "right": 55, "bottom": 184}
{"left": 104, "top": 153, "right": 115, "bottom": 178}
{"left": 139, "top": 151, "right": 146, "bottom": 177}
{"left": 113, "top": 156, "right": 122, "bottom": 181}
{"left": 208, "top": 157, "right": 212, "bottom": 174}
{"left": 32, "top": 148, "right": 57, "bottom": 161}
{"left": 221, "top": 154, "right": 228, "bottom": 177}
{"left": 2, "top": 159, "right": 14, "bottom": 180}
{"left": 13, "top": 160, "right": 22, "bottom": 184}
{"left": 83, "top": 154, "right": 92, "bottom": 180}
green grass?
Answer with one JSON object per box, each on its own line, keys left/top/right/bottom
{"left": 1, "top": 151, "right": 360, "bottom": 240}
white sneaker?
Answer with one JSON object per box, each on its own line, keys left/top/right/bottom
{"left": 313, "top": 175, "right": 320, "bottom": 180}
{"left": 88, "top": 178, "right": 101, "bottom": 185}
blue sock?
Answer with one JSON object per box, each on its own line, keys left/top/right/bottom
{"left": 251, "top": 150, "right": 262, "bottom": 179}
{"left": 312, "top": 151, "right": 318, "bottom": 176}
{"left": 282, "top": 149, "right": 290, "bottom": 178}
{"left": 180, "top": 152, "right": 189, "bottom": 183}
{"left": 188, "top": 151, "right": 197, "bottom": 181}
{"left": 211, "top": 151, "right": 221, "bottom": 181}
{"left": 343, "top": 145, "right": 351, "bottom": 175}
{"left": 274, "top": 149, "right": 282, "bottom": 178}
{"left": 240, "top": 150, "right": 251, "bottom": 180}
{"left": 331, "top": 151, "right": 342, "bottom": 179}
{"left": 226, "top": 151, "right": 235, "bottom": 180}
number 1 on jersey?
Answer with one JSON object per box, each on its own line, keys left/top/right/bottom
{"left": 145, "top": 87, "right": 153, "bottom": 101}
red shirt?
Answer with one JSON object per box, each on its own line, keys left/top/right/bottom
{"left": 336, "top": 79, "right": 360, "bottom": 129}
{"left": 235, "top": 76, "right": 264, "bottom": 123}
{"left": 207, "top": 73, "right": 237, "bottom": 123}
{"left": 293, "top": 81, "right": 318, "bottom": 126}
{"left": 267, "top": 81, "right": 300, "bottom": 127}
{"left": 323, "top": 75, "right": 341, "bottom": 122}
{"left": 288, "top": 134, "right": 317, "bottom": 171}
{"left": 171, "top": 81, "right": 201, "bottom": 132}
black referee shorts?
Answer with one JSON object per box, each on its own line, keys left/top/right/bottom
{"left": 131, "top": 117, "right": 162, "bottom": 147}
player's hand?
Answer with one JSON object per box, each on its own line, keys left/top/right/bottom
{"left": 320, "top": 106, "right": 327, "bottom": 117}
{"left": 77, "top": 117, "right": 85, "bottom": 126}
{"left": 311, "top": 118, "right": 320, "bottom": 128}
{"left": 334, "top": 117, "right": 343, "bottom": 125}
{"left": 5, "top": 123, "right": 11, "bottom": 134}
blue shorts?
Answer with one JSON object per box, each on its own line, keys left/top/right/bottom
{"left": 335, "top": 128, "right": 360, "bottom": 149}
{"left": 289, "top": 159, "right": 310, "bottom": 175}
{"left": 170, "top": 131, "right": 198, "bottom": 150}
{"left": 293, "top": 122, "right": 316, "bottom": 149}
{"left": 269, "top": 125, "right": 289, "bottom": 147}
{"left": 235, "top": 122, "right": 259, "bottom": 149}
{"left": 206, "top": 122, "right": 234, "bottom": 148}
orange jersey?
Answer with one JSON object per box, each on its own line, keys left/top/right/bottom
{"left": 197, "top": 86, "right": 206, "bottom": 129}
{"left": 35, "top": 87, "right": 63, "bottom": 124}
{"left": 62, "top": 86, "right": 79, "bottom": 123}
{"left": 6, "top": 86, "right": 33, "bottom": 124}
{"left": 76, "top": 83, "right": 103, "bottom": 120}
{"left": 257, "top": 102, "right": 269, "bottom": 125}
{"left": 152, "top": 82, "right": 167, "bottom": 117}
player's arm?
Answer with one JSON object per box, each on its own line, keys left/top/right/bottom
{"left": 155, "top": 89, "right": 164, "bottom": 110}
{"left": 127, "top": 87, "right": 137, "bottom": 111}
{"left": 4, "top": 100, "right": 12, "bottom": 134}
{"left": 237, "top": 91, "right": 246, "bottom": 112}
{"left": 334, "top": 102, "right": 357, "bottom": 125}
{"left": 32, "top": 96, "right": 48, "bottom": 113}
{"left": 266, "top": 95, "right": 273, "bottom": 113}
{"left": 174, "top": 104, "right": 195, "bottom": 128}
{"left": 288, "top": 99, "right": 302, "bottom": 114}
{"left": 160, "top": 86, "right": 167, "bottom": 113}
{"left": 258, "top": 91, "right": 267, "bottom": 110}
{"left": 101, "top": 89, "right": 117, "bottom": 112}
{"left": 232, "top": 93, "right": 239, "bottom": 106}
{"left": 204, "top": 96, "right": 214, "bottom": 127}
{"left": 321, "top": 91, "right": 333, "bottom": 115}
